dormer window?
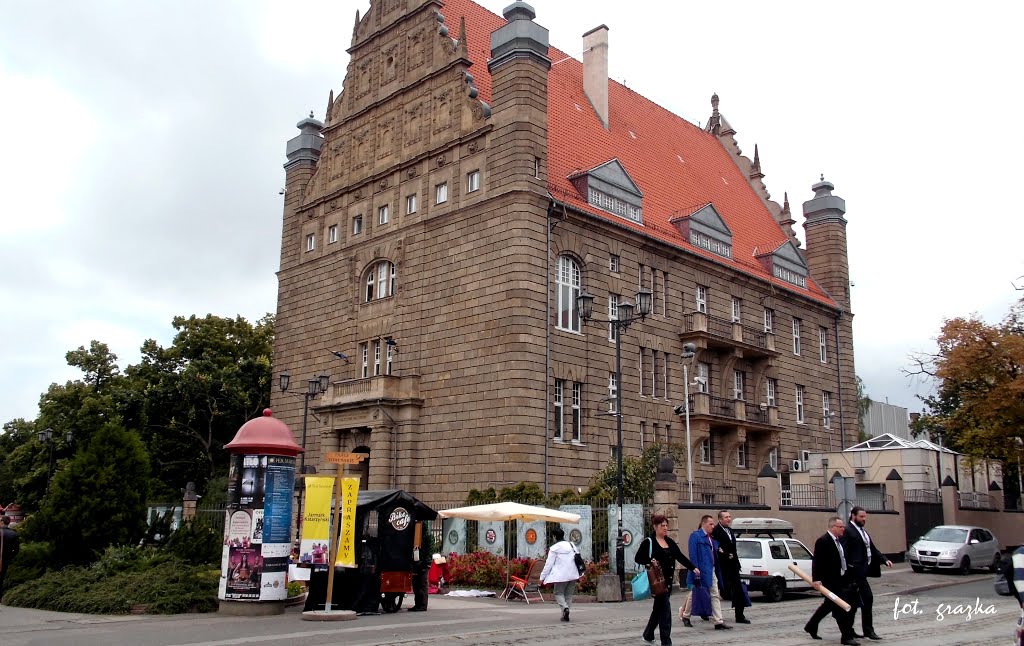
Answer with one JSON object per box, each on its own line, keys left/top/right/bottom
{"left": 570, "top": 159, "right": 644, "bottom": 225}
{"left": 670, "top": 203, "right": 733, "bottom": 259}
{"left": 756, "top": 240, "right": 809, "bottom": 288}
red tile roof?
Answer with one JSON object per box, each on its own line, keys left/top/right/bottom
{"left": 442, "top": 0, "right": 837, "bottom": 307}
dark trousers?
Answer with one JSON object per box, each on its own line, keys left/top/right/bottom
{"left": 806, "top": 578, "right": 858, "bottom": 639}
{"left": 412, "top": 568, "right": 428, "bottom": 609}
{"left": 850, "top": 575, "right": 874, "bottom": 632}
{"left": 643, "top": 587, "right": 673, "bottom": 645}
{"left": 720, "top": 571, "right": 746, "bottom": 619}
{"left": 0, "top": 564, "right": 8, "bottom": 602}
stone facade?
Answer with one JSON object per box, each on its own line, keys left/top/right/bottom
{"left": 271, "top": 0, "right": 858, "bottom": 506}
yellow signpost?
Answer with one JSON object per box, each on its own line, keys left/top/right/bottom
{"left": 323, "top": 475, "right": 360, "bottom": 613}
{"left": 325, "top": 452, "right": 367, "bottom": 465}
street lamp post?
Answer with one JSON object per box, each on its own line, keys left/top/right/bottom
{"left": 279, "top": 371, "right": 329, "bottom": 534}
{"left": 578, "top": 286, "right": 652, "bottom": 601}
{"left": 680, "top": 343, "right": 697, "bottom": 503}
{"left": 37, "top": 428, "right": 55, "bottom": 495}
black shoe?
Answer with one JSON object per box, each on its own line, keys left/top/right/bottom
{"left": 682, "top": 618, "right": 693, "bottom": 627}
{"left": 852, "top": 633, "right": 864, "bottom": 639}
{"left": 840, "top": 639, "right": 861, "bottom": 646}
{"left": 864, "top": 632, "right": 882, "bottom": 641}
{"left": 804, "top": 625, "right": 822, "bottom": 640}
{"left": 736, "top": 617, "right": 751, "bottom": 624}
{"left": 407, "top": 606, "right": 427, "bottom": 612}
{"left": 714, "top": 623, "right": 733, "bottom": 630}
{"left": 561, "top": 608, "right": 570, "bottom": 622}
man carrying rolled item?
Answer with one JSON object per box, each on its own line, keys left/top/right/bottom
{"left": 805, "top": 516, "right": 860, "bottom": 645}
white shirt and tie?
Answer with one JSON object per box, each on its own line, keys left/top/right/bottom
{"left": 830, "top": 530, "right": 847, "bottom": 576}
{"left": 855, "top": 524, "right": 872, "bottom": 565}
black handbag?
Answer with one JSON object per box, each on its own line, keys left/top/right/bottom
{"left": 572, "top": 544, "right": 586, "bottom": 576}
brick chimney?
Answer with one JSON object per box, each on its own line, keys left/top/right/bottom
{"left": 583, "top": 25, "right": 609, "bottom": 128}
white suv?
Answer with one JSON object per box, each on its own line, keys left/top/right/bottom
{"left": 732, "top": 518, "right": 814, "bottom": 602}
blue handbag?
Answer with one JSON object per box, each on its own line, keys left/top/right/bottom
{"left": 631, "top": 539, "right": 654, "bottom": 601}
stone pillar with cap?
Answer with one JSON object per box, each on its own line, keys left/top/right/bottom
{"left": 219, "top": 409, "right": 303, "bottom": 616}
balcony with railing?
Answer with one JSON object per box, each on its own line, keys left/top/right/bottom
{"left": 686, "top": 392, "right": 781, "bottom": 431}
{"left": 680, "top": 312, "right": 779, "bottom": 360}
{"left": 328, "top": 374, "right": 422, "bottom": 408}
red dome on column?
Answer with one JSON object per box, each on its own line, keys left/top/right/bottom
{"left": 224, "top": 409, "right": 304, "bottom": 457}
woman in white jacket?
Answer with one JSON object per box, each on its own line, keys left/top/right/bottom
{"left": 539, "top": 527, "right": 582, "bottom": 621}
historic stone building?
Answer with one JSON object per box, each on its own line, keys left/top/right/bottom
{"left": 271, "top": 0, "right": 857, "bottom": 505}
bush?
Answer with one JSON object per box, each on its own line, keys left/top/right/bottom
{"left": 445, "top": 551, "right": 529, "bottom": 589}
{"left": 165, "top": 520, "right": 221, "bottom": 565}
{"left": 576, "top": 552, "right": 610, "bottom": 594}
{"left": 3, "top": 541, "right": 54, "bottom": 593}
{"left": 3, "top": 546, "right": 218, "bottom": 614}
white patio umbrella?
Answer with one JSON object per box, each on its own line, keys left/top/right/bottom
{"left": 438, "top": 502, "right": 581, "bottom": 599}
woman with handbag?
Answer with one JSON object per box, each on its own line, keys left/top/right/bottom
{"left": 635, "top": 514, "right": 699, "bottom": 645}
{"left": 540, "top": 528, "right": 583, "bottom": 622}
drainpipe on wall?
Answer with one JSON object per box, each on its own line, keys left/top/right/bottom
{"left": 544, "top": 200, "right": 555, "bottom": 496}
{"left": 834, "top": 313, "right": 846, "bottom": 450}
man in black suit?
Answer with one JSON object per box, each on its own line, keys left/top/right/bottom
{"left": 843, "top": 506, "right": 892, "bottom": 640}
{"left": 711, "top": 509, "right": 749, "bottom": 624}
{"left": 805, "top": 516, "right": 860, "bottom": 645}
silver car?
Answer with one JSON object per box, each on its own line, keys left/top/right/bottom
{"left": 907, "top": 525, "right": 1001, "bottom": 574}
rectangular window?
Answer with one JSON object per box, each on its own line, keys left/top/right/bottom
{"left": 696, "top": 362, "right": 710, "bottom": 392}
{"left": 649, "top": 348, "right": 656, "bottom": 397}
{"left": 733, "top": 369, "right": 744, "bottom": 401}
{"left": 766, "top": 377, "right": 777, "bottom": 407}
{"left": 769, "top": 447, "right": 778, "bottom": 470}
{"left": 696, "top": 285, "right": 707, "bottom": 313}
{"left": 372, "top": 340, "right": 381, "bottom": 376}
{"left": 823, "top": 391, "right": 832, "bottom": 428}
{"left": 378, "top": 205, "right": 389, "bottom": 225}
{"left": 699, "top": 437, "right": 712, "bottom": 464}
{"left": 466, "top": 170, "right": 480, "bottom": 193}
{"left": 731, "top": 297, "right": 742, "bottom": 323}
{"left": 764, "top": 308, "right": 774, "bottom": 333}
{"left": 386, "top": 343, "right": 394, "bottom": 376}
{"left": 792, "top": 318, "right": 802, "bottom": 355}
{"left": 638, "top": 348, "right": 645, "bottom": 396}
{"left": 662, "top": 272, "right": 669, "bottom": 316}
{"left": 608, "top": 373, "right": 617, "bottom": 412}
{"left": 359, "top": 343, "right": 369, "bottom": 379}
{"left": 328, "top": 224, "right": 338, "bottom": 244}
{"left": 406, "top": 194, "right": 417, "bottom": 214}
{"left": 796, "top": 385, "right": 805, "bottom": 424}
{"left": 665, "top": 423, "right": 672, "bottom": 444}
{"left": 609, "top": 294, "right": 619, "bottom": 342}
{"left": 663, "top": 351, "right": 670, "bottom": 399}
{"left": 737, "top": 440, "right": 748, "bottom": 468}
{"left": 640, "top": 421, "right": 646, "bottom": 451}
{"left": 571, "top": 382, "right": 582, "bottom": 442}
{"left": 819, "top": 326, "right": 828, "bottom": 363}
{"left": 609, "top": 255, "right": 620, "bottom": 272}
{"left": 353, "top": 215, "right": 363, "bottom": 235}
{"left": 305, "top": 233, "right": 315, "bottom": 252}
{"left": 435, "top": 182, "right": 448, "bottom": 204}
{"left": 534, "top": 156, "right": 541, "bottom": 178}
{"left": 553, "top": 379, "right": 564, "bottom": 441}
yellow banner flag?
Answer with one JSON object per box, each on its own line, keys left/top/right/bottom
{"left": 335, "top": 476, "right": 360, "bottom": 568}
{"left": 299, "top": 476, "right": 334, "bottom": 566}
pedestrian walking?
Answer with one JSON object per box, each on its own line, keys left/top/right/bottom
{"left": 805, "top": 516, "right": 860, "bottom": 645}
{"left": 0, "top": 515, "right": 21, "bottom": 603}
{"left": 843, "top": 506, "right": 892, "bottom": 640}
{"left": 680, "top": 514, "right": 731, "bottom": 630}
{"left": 539, "top": 528, "right": 581, "bottom": 622}
{"left": 711, "top": 509, "right": 750, "bottom": 624}
{"left": 1006, "top": 545, "right": 1024, "bottom": 646}
{"left": 635, "top": 513, "right": 699, "bottom": 645}
{"left": 408, "top": 521, "right": 432, "bottom": 612}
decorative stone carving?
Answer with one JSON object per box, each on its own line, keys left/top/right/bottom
{"left": 468, "top": 140, "right": 478, "bottom": 154}
{"left": 379, "top": 178, "right": 389, "bottom": 191}
{"left": 407, "top": 167, "right": 418, "bottom": 179}
{"left": 405, "top": 101, "right": 424, "bottom": 144}
{"left": 377, "top": 116, "right": 395, "bottom": 160}
{"left": 433, "top": 88, "right": 453, "bottom": 133}
{"left": 408, "top": 28, "right": 425, "bottom": 70}
{"left": 436, "top": 154, "right": 446, "bottom": 167}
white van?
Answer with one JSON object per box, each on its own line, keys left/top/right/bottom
{"left": 731, "top": 518, "right": 814, "bottom": 602}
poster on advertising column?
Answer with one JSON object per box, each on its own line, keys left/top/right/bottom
{"left": 300, "top": 476, "right": 335, "bottom": 566}
{"left": 257, "top": 455, "right": 295, "bottom": 600}
{"left": 224, "top": 509, "right": 262, "bottom": 600}
{"left": 335, "top": 477, "right": 360, "bottom": 568}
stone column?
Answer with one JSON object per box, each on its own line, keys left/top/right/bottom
{"left": 320, "top": 429, "right": 341, "bottom": 476}
{"left": 654, "top": 455, "right": 679, "bottom": 535}
{"left": 368, "top": 424, "right": 393, "bottom": 490}
{"left": 182, "top": 481, "right": 198, "bottom": 522}
{"left": 758, "top": 465, "right": 781, "bottom": 512}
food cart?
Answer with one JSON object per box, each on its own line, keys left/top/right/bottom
{"left": 304, "top": 489, "right": 437, "bottom": 613}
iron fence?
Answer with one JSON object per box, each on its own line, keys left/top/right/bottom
{"left": 688, "top": 478, "right": 762, "bottom": 506}
{"left": 781, "top": 484, "right": 834, "bottom": 509}
{"left": 708, "top": 395, "right": 737, "bottom": 419}
{"left": 905, "top": 488, "right": 942, "bottom": 504}
{"left": 855, "top": 489, "right": 895, "bottom": 512}
{"left": 707, "top": 315, "right": 734, "bottom": 339}
{"left": 957, "top": 491, "right": 993, "bottom": 509}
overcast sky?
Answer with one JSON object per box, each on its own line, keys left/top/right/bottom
{"left": 2, "top": 0, "right": 1021, "bottom": 425}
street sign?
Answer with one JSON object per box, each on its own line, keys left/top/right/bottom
{"left": 325, "top": 452, "right": 367, "bottom": 465}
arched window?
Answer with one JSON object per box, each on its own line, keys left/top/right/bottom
{"left": 365, "top": 261, "right": 396, "bottom": 302}
{"left": 556, "top": 255, "right": 581, "bottom": 332}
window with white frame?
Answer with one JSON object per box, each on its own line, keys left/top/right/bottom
{"left": 699, "top": 437, "right": 712, "bottom": 464}
{"left": 378, "top": 204, "right": 389, "bottom": 225}
{"left": 639, "top": 421, "right": 646, "bottom": 451}
{"left": 609, "top": 254, "right": 620, "bottom": 272}
{"left": 608, "top": 373, "right": 617, "bottom": 412}
{"left": 737, "top": 440, "right": 748, "bottom": 468}
{"left": 696, "top": 285, "right": 707, "bottom": 313}
{"left": 823, "top": 391, "right": 832, "bottom": 428}
{"left": 638, "top": 348, "right": 645, "bottom": 396}
{"left": 696, "top": 362, "right": 710, "bottom": 392}
{"left": 571, "top": 382, "right": 582, "bottom": 442}
{"left": 305, "top": 233, "right": 315, "bottom": 252}
{"left": 466, "top": 170, "right": 480, "bottom": 193}
{"left": 819, "top": 326, "right": 828, "bottom": 363}
{"left": 372, "top": 340, "right": 381, "bottom": 376}
{"left": 406, "top": 194, "right": 417, "bottom": 214}
{"left": 766, "top": 377, "right": 777, "bottom": 407}
{"left": 534, "top": 156, "right": 541, "bottom": 178}
{"left": 359, "top": 342, "right": 369, "bottom": 378}
{"left": 792, "top": 318, "right": 802, "bottom": 355}
{"left": 651, "top": 270, "right": 658, "bottom": 315}
{"left": 556, "top": 255, "right": 581, "bottom": 332}
{"left": 435, "top": 182, "right": 448, "bottom": 204}
{"left": 663, "top": 351, "right": 670, "bottom": 399}
{"left": 731, "top": 297, "right": 742, "bottom": 323}
{"left": 365, "top": 261, "right": 396, "bottom": 301}
{"left": 768, "top": 447, "right": 778, "bottom": 471}
{"left": 764, "top": 308, "right": 774, "bottom": 333}
{"left": 796, "top": 385, "right": 805, "bottom": 423}
{"left": 386, "top": 343, "right": 394, "bottom": 375}
{"left": 662, "top": 272, "right": 669, "bottom": 316}
{"left": 353, "top": 215, "right": 363, "bottom": 235}
{"left": 328, "top": 224, "right": 338, "bottom": 244}
{"left": 652, "top": 350, "right": 660, "bottom": 398}
{"left": 553, "top": 379, "right": 564, "bottom": 440}
{"left": 608, "top": 294, "right": 619, "bottom": 342}
{"left": 733, "top": 369, "right": 745, "bottom": 401}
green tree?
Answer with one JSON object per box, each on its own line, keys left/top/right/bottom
{"left": 585, "top": 444, "right": 685, "bottom": 501}
{"left": 38, "top": 421, "right": 151, "bottom": 565}
{"left": 856, "top": 376, "right": 873, "bottom": 442}
{"left": 65, "top": 341, "right": 120, "bottom": 391}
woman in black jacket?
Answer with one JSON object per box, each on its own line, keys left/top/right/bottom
{"left": 635, "top": 514, "right": 699, "bottom": 646}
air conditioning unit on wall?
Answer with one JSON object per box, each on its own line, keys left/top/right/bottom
{"left": 791, "top": 459, "right": 804, "bottom": 472}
